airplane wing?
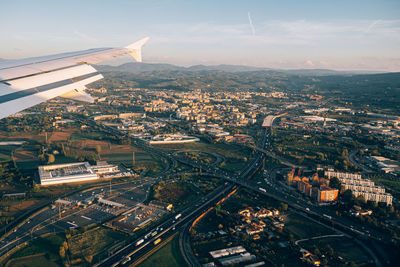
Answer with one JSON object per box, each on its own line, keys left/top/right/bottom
{"left": 0, "top": 37, "right": 149, "bottom": 119}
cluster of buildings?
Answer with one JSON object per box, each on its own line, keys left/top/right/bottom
{"left": 176, "top": 101, "right": 258, "bottom": 126}
{"left": 193, "top": 124, "right": 254, "bottom": 144}
{"left": 122, "top": 89, "right": 274, "bottom": 127}
{"left": 288, "top": 168, "right": 394, "bottom": 205}
{"left": 236, "top": 207, "right": 284, "bottom": 238}
{"left": 139, "top": 133, "right": 199, "bottom": 144}
{"left": 369, "top": 156, "right": 400, "bottom": 175}
{"left": 93, "top": 112, "right": 146, "bottom": 121}
{"left": 144, "top": 99, "right": 178, "bottom": 113}
{"left": 300, "top": 249, "right": 321, "bottom": 266}
{"left": 361, "top": 118, "right": 400, "bottom": 139}
{"left": 205, "top": 246, "right": 263, "bottom": 267}
{"left": 38, "top": 161, "right": 132, "bottom": 186}
{"left": 325, "top": 170, "right": 393, "bottom": 205}
{"left": 287, "top": 170, "right": 339, "bottom": 203}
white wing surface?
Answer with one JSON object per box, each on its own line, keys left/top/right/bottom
{"left": 0, "top": 37, "right": 149, "bottom": 119}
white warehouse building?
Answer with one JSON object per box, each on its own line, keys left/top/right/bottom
{"left": 39, "top": 162, "right": 98, "bottom": 185}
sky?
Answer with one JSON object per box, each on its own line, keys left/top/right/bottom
{"left": 1, "top": 0, "right": 400, "bottom": 71}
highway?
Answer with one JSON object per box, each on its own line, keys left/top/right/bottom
{"left": 95, "top": 183, "right": 236, "bottom": 267}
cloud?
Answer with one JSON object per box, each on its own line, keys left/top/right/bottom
{"left": 366, "top": 20, "right": 381, "bottom": 33}
{"left": 248, "top": 12, "right": 256, "bottom": 36}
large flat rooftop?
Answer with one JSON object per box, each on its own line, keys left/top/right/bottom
{"left": 39, "top": 162, "right": 98, "bottom": 185}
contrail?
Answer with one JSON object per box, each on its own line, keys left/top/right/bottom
{"left": 366, "top": 20, "right": 380, "bottom": 33}
{"left": 248, "top": 12, "right": 256, "bottom": 36}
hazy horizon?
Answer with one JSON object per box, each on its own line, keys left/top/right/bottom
{"left": 1, "top": 0, "right": 399, "bottom": 71}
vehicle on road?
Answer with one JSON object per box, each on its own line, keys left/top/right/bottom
{"left": 121, "top": 256, "right": 131, "bottom": 265}
{"left": 154, "top": 238, "right": 162, "bottom": 245}
{"left": 136, "top": 239, "right": 144, "bottom": 246}
{"left": 323, "top": 214, "right": 332, "bottom": 220}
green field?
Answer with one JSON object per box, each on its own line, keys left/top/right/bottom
{"left": 102, "top": 151, "right": 153, "bottom": 165}
{"left": 300, "top": 236, "right": 371, "bottom": 265}
{"left": 67, "top": 227, "right": 128, "bottom": 264}
{"left": 5, "top": 254, "right": 60, "bottom": 267}
{"left": 2, "top": 234, "right": 65, "bottom": 266}
{"left": 150, "top": 181, "right": 201, "bottom": 208}
{"left": 69, "top": 131, "right": 108, "bottom": 140}
{"left": 139, "top": 235, "right": 186, "bottom": 267}
{"left": 2, "top": 228, "right": 128, "bottom": 266}
{"left": 285, "top": 213, "right": 335, "bottom": 239}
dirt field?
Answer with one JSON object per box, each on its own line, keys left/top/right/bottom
{"left": 8, "top": 199, "right": 42, "bottom": 213}
{"left": 48, "top": 132, "right": 71, "bottom": 142}
{"left": 69, "top": 139, "right": 143, "bottom": 154}
{"left": 13, "top": 149, "right": 37, "bottom": 162}
{"left": 5, "top": 132, "right": 46, "bottom": 143}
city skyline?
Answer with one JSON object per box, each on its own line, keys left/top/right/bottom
{"left": 1, "top": 0, "right": 400, "bottom": 71}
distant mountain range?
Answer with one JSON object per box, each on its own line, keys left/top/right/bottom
{"left": 97, "top": 62, "right": 387, "bottom": 76}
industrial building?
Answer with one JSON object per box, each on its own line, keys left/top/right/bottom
{"left": 38, "top": 161, "right": 123, "bottom": 185}
{"left": 38, "top": 162, "right": 98, "bottom": 185}
{"left": 209, "top": 246, "right": 246, "bottom": 259}
{"left": 91, "top": 161, "right": 119, "bottom": 175}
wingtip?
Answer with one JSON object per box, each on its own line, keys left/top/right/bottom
{"left": 125, "top": 37, "right": 150, "bottom": 50}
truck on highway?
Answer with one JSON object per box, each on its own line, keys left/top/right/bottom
{"left": 323, "top": 214, "right": 332, "bottom": 220}
{"left": 154, "top": 238, "right": 162, "bottom": 245}
{"left": 259, "top": 187, "right": 266, "bottom": 193}
{"left": 121, "top": 256, "right": 131, "bottom": 265}
{"left": 175, "top": 213, "right": 182, "bottom": 220}
{"left": 136, "top": 239, "right": 144, "bottom": 246}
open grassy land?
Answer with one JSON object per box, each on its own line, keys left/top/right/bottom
{"left": 5, "top": 254, "right": 60, "bottom": 267}
{"left": 138, "top": 235, "right": 186, "bottom": 267}
{"left": 2, "top": 227, "right": 128, "bottom": 266}
{"left": 2, "top": 234, "right": 65, "bottom": 267}
{"left": 67, "top": 227, "right": 128, "bottom": 265}
{"left": 284, "top": 213, "right": 336, "bottom": 239}
{"left": 271, "top": 129, "right": 359, "bottom": 171}
{"left": 300, "top": 236, "right": 372, "bottom": 265}
{"left": 150, "top": 181, "right": 200, "bottom": 208}
{"left": 175, "top": 151, "right": 217, "bottom": 165}
{"left": 2, "top": 126, "right": 162, "bottom": 173}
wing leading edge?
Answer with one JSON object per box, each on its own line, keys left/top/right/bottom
{"left": 0, "top": 37, "right": 149, "bottom": 119}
